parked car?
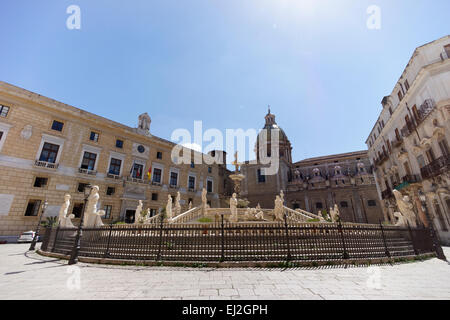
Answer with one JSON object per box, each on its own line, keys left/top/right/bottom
{"left": 17, "top": 231, "right": 40, "bottom": 243}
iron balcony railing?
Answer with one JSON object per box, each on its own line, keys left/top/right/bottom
{"left": 394, "top": 175, "right": 421, "bottom": 191}
{"left": 420, "top": 155, "right": 450, "bottom": 180}
{"left": 401, "top": 99, "right": 436, "bottom": 138}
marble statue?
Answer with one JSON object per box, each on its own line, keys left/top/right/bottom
{"left": 229, "top": 193, "right": 238, "bottom": 222}
{"left": 58, "top": 194, "right": 75, "bottom": 228}
{"left": 144, "top": 208, "right": 152, "bottom": 224}
{"left": 188, "top": 201, "right": 192, "bottom": 210}
{"left": 274, "top": 195, "right": 284, "bottom": 221}
{"left": 134, "top": 200, "right": 143, "bottom": 225}
{"left": 166, "top": 195, "right": 173, "bottom": 220}
{"left": 83, "top": 186, "right": 105, "bottom": 228}
{"left": 201, "top": 188, "right": 207, "bottom": 207}
{"left": 256, "top": 203, "right": 261, "bottom": 211}
{"left": 393, "top": 190, "right": 417, "bottom": 227}
{"left": 175, "top": 192, "right": 181, "bottom": 216}
{"left": 280, "top": 190, "right": 285, "bottom": 205}
{"left": 330, "top": 204, "right": 340, "bottom": 222}
{"left": 394, "top": 212, "right": 408, "bottom": 227}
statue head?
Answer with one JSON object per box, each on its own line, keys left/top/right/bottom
{"left": 232, "top": 193, "right": 237, "bottom": 198}
{"left": 168, "top": 194, "right": 172, "bottom": 200}
{"left": 64, "top": 194, "right": 71, "bottom": 201}
{"left": 276, "top": 195, "right": 280, "bottom": 201}
{"left": 91, "top": 186, "right": 99, "bottom": 195}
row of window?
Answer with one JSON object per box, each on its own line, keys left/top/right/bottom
{"left": 293, "top": 200, "right": 377, "bottom": 211}
{"left": 49, "top": 120, "right": 164, "bottom": 158}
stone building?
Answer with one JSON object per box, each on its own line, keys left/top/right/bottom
{"left": 366, "top": 35, "right": 450, "bottom": 244}
{"left": 241, "top": 109, "right": 383, "bottom": 223}
{"left": 0, "top": 81, "right": 228, "bottom": 237}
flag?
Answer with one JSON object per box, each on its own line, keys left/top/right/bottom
{"left": 147, "top": 165, "right": 152, "bottom": 181}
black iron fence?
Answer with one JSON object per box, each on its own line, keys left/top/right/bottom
{"left": 40, "top": 218, "right": 438, "bottom": 263}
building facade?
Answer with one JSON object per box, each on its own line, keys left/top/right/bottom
{"left": 366, "top": 35, "right": 450, "bottom": 244}
{"left": 242, "top": 110, "right": 384, "bottom": 223}
{"left": 0, "top": 81, "right": 229, "bottom": 237}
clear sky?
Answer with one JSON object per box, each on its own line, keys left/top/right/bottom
{"left": 1, "top": 0, "right": 449, "bottom": 162}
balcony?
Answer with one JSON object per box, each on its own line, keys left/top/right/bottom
{"left": 106, "top": 173, "right": 121, "bottom": 180}
{"left": 188, "top": 187, "right": 196, "bottom": 192}
{"left": 420, "top": 155, "right": 450, "bottom": 180}
{"left": 401, "top": 122, "right": 416, "bottom": 138}
{"left": 34, "top": 160, "right": 59, "bottom": 169}
{"left": 78, "top": 168, "right": 97, "bottom": 176}
{"left": 392, "top": 137, "right": 404, "bottom": 148}
{"left": 374, "top": 151, "right": 389, "bottom": 167}
{"left": 126, "top": 176, "right": 146, "bottom": 184}
{"left": 381, "top": 188, "right": 393, "bottom": 200}
{"left": 169, "top": 184, "right": 178, "bottom": 189}
{"left": 394, "top": 175, "right": 421, "bottom": 191}
{"left": 151, "top": 181, "right": 162, "bottom": 186}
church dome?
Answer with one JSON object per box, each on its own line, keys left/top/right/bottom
{"left": 256, "top": 106, "right": 292, "bottom": 162}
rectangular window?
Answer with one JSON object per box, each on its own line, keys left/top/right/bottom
{"left": 368, "top": 200, "right": 377, "bottom": 207}
{"left": 188, "top": 176, "right": 195, "bottom": 190}
{"left": 151, "top": 193, "right": 158, "bottom": 201}
{"left": 207, "top": 180, "right": 213, "bottom": 193}
{"left": 81, "top": 151, "right": 97, "bottom": 170}
{"left": 132, "top": 163, "right": 144, "bottom": 179}
{"left": 156, "top": 151, "right": 163, "bottom": 159}
{"left": 438, "top": 139, "right": 449, "bottom": 156}
{"left": 389, "top": 107, "right": 393, "bottom": 115}
{"left": 51, "top": 120, "right": 64, "bottom": 132}
{"left": 77, "top": 183, "right": 89, "bottom": 193}
{"left": 257, "top": 169, "right": 266, "bottom": 183}
{"left": 106, "top": 187, "right": 115, "bottom": 196}
{"left": 445, "top": 44, "right": 450, "bottom": 57}
{"left": 108, "top": 158, "right": 122, "bottom": 175}
{"left": 25, "top": 200, "right": 41, "bottom": 216}
{"left": 190, "top": 162, "right": 195, "bottom": 168}
{"left": 340, "top": 201, "right": 348, "bottom": 208}
{"left": 90, "top": 131, "right": 99, "bottom": 142}
{"left": 170, "top": 172, "right": 178, "bottom": 187}
{"left": 417, "top": 155, "right": 426, "bottom": 168}
{"left": 152, "top": 168, "right": 162, "bottom": 183}
{"left": 316, "top": 202, "right": 323, "bottom": 210}
{"left": 208, "top": 167, "right": 212, "bottom": 173}
{"left": 33, "top": 177, "right": 48, "bottom": 188}
{"left": 39, "top": 142, "right": 60, "bottom": 163}
{"left": 0, "top": 105, "right": 10, "bottom": 118}
{"left": 104, "top": 205, "right": 112, "bottom": 219}
{"left": 116, "top": 139, "right": 123, "bottom": 149}
{"left": 150, "top": 209, "right": 157, "bottom": 217}
{"left": 397, "top": 90, "right": 403, "bottom": 101}
{"left": 0, "top": 131, "right": 3, "bottom": 141}
{"left": 405, "top": 80, "right": 410, "bottom": 91}
{"left": 72, "top": 203, "right": 84, "bottom": 218}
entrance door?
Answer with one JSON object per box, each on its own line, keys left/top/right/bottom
{"left": 125, "top": 210, "right": 136, "bottom": 224}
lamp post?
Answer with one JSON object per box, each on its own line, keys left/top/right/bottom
{"left": 29, "top": 200, "right": 48, "bottom": 251}
{"left": 68, "top": 184, "right": 92, "bottom": 265}
{"left": 418, "top": 189, "right": 446, "bottom": 261}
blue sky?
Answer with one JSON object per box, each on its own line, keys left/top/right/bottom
{"left": 1, "top": 0, "right": 449, "bottom": 162}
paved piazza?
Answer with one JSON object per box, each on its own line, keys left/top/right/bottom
{"left": 0, "top": 244, "right": 449, "bottom": 300}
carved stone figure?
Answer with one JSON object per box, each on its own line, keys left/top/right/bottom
{"left": 330, "top": 204, "right": 340, "bottom": 222}
{"left": 229, "top": 193, "right": 238, "bottom": 222}
{"left": 393, "top": 190, "right": 417, "bottom": 227}
{"left": 144, "top": 208, "right": 152, "bottom": 224}
{"left": 20, "top": 125, "right": 32, "bottom": 140}
{"left": 166, "top": 195, "right": 173, "bottom": 220}
{"left": 174, "top": 192, "right": 181, "bottom": 216}
{"left": 201, "top": 188, "right": 207, "bottom": 207}
{"left": 83, "top": 186, "right": 105, "bottom": 228}
{"left": 394, "top": 212, "right": 408, "bottom": 227}
{"left": 58, "top": 194, "right": 75, "bottom": 228}
{"left": 138, "top": 113, "right": 151, "bottom": 132}
{"left": 280, "top": 190, "right": 285, "bottom": 205}
{"left": 188, "top": 201, "right": 192, "bottom": 210}
{"left": 274, "top": 195, "right": 284, "bottom": 221}
{"left": 134, "top": 200, "right": 143, "bottom": 225}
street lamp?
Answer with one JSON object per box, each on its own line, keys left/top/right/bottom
{"left": 29, "top": 200, "right": 48, "bottom": 251}
{"left": 418, "top": 189, "right": 446, "bottom": 261}
{"left": 68, "top": 184, "right": 92, "bottom": 265}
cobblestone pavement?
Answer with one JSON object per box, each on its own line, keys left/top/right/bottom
{"left": 0, "top": 244, "right": 449, "bottom": 300}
